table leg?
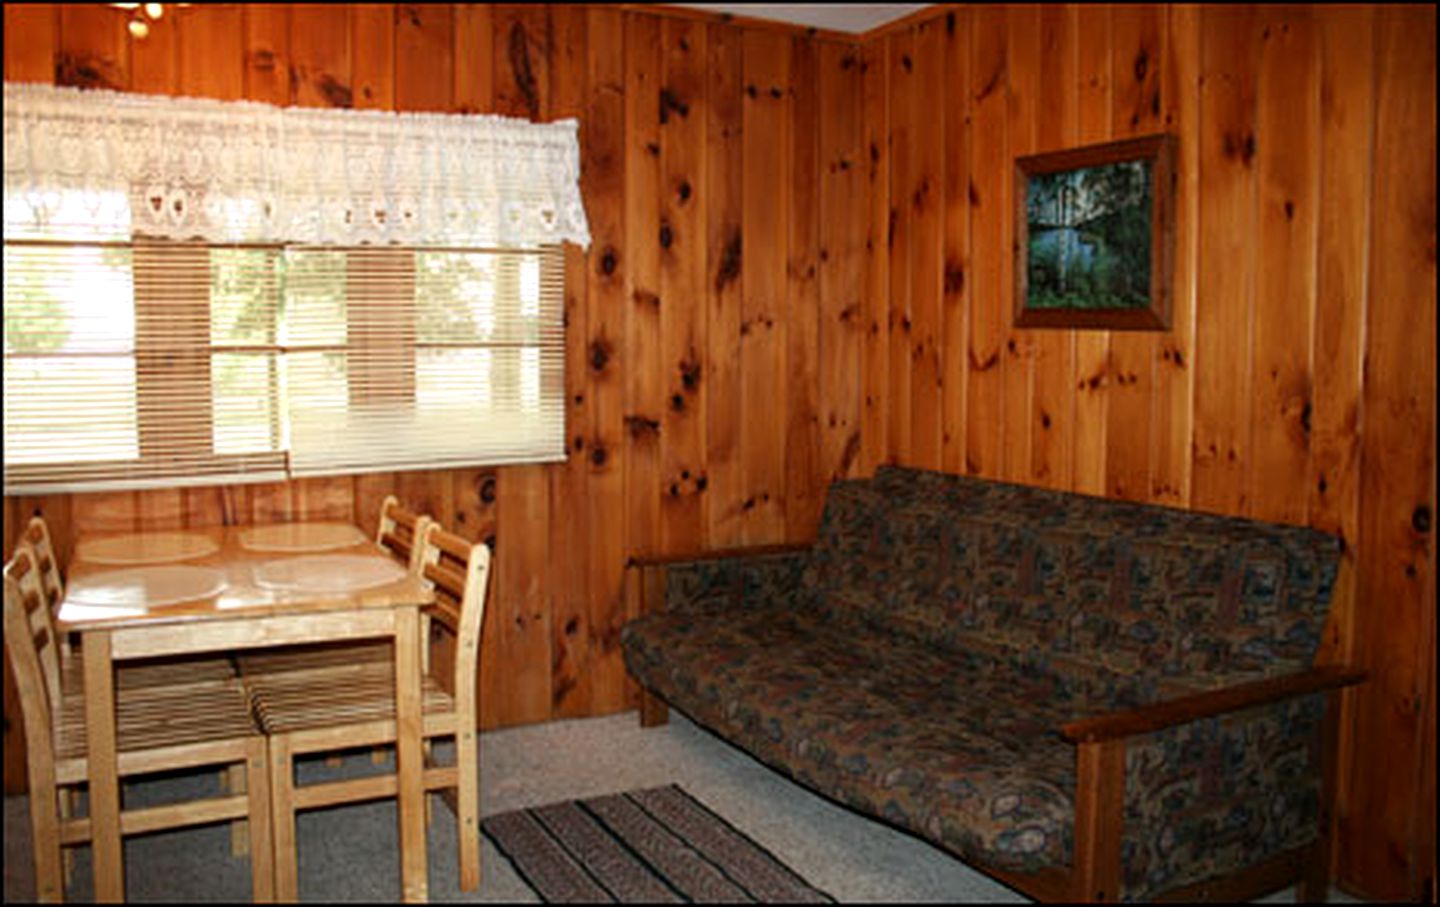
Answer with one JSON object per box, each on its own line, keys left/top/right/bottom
{"left": 82, "top": 631, "right": 124, "bottom": 902}
{"left": 395, "top": 607, "right": 428, "bottom": 902}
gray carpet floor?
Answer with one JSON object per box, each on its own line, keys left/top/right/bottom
{"left": 4, "top": 710, "right": 1361, "bottom": 903}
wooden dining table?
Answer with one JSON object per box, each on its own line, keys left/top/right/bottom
{"left": 57, "top": 522, "right": 436, "bottom": 903}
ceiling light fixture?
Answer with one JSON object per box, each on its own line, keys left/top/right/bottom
{"left": 110, "top": 3, "right": 186, "bottom": 40}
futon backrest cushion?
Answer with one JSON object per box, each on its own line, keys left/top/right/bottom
{"left": 802, "top": 467, "right": 1343, "bottom": 690}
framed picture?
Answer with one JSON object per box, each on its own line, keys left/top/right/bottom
{"left": 1013, "top": 133, "right": 1176, "bottom": 330}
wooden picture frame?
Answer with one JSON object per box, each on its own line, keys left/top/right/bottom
{"left": 1013, "top": 133, "right": 1176, "bottom": 331}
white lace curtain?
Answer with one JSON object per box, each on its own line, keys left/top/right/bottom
{"left": 3, "top": 81, "right": 591, "bottom": 248}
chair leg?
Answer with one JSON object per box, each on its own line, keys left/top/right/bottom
{"left": 269, "top": 734, "right": 299, "bottom": 903}
{"left": 57, "top": 787, "right": 75, "bottom": 887}
{"left": 29, "top": 778, "right": 65, "bottom": 903}
{"left": 423, "top": 739, "right": 435, "bottom": 826}
{"left": 456, "top": 725, "right": 480, "bottom": 891}
{"left": 228, "top": 762, "right": 250, "bottom": 856}
{"left": 245, "top": 740, "right": 275, "bottom": 903}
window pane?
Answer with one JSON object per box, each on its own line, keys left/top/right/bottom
{"left": 415, "top": 251, "right": 496, "bottom": 344}
{"left": 4, "top": 244, "right": 134, "bottom": 354}
{"left": 417, "top": 347, "right": 493, "bottom": 412}
{"left": 3, "top": 355, "right": 139, "bottom": 463}
{"left": 282, "top": 249, "right": 347, "bottom": 346}
{"left": 520, "top": 346, "right": 540, "bottom": 413}
{"left": 519, "top": 254, "right": 540, "bottom": 318}
{"left": 285, "top": 349, "right": 349, "bottom": 410}
{"left": 211, "top": 248, "right": 277, "bottom": 345}
{"left": 3, "top": 242, "right": 139, "bottom": 465}
{"left": 212, "top": 353, "right": 277, "bottom": 454}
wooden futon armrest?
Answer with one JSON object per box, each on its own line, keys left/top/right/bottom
{"left": 1059, "top": 665, "right": 1368, "bottom": 744}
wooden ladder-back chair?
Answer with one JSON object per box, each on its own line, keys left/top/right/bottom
{"left": 23, "top": 516, "right": 236, "bottom": 694}
{"left": 4, "top": 551, "right": 274, "bottom": 903}
{"left": 248, "top": 522, "right": 491, "bottom": 898}
{"left": 235, "top": 496, "right": 433, "bottom": 679}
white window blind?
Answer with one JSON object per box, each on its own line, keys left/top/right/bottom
{"left": 3, "top": 82, "right": 588, "bottom": 496}
{"left": 282, "top": 244, "right": 566, "bottom": 476}
{"left": 4, "top": 237, "right": 287, "bottom": 493}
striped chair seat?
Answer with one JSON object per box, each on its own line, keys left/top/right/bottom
{"left": 62, "top": 653, "right": 238, "bottom": 696}
{"left": 54, "top": 680, "right": 259, "bottom": 768}
{"left": 246, "top": 669, "right": 455, "bottom": 735}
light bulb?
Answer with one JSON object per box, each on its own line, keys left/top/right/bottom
{"left": 145, "top": 3, "right": 163, "bottom": 20}
{"left": 128, "top": 17, "right": 149, "bottom": 39}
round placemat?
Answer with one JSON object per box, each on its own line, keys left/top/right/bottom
{"left": 238, "top": 522, "right": 369, "bottom": 553}
{"left": 65, "top": 565, "right": 228, "bottom": 609}
{"left": 254, "top": 554, "right": 406, "bottom": 593}
{"left": 76, "top": 532, "right": 220, "bottom": 565}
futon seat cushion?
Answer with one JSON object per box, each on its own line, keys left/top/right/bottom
{"left": 624, "top": 601, "right": 1159, "bottom": 874}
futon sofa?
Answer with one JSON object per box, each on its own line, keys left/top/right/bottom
{"left": 620, "top": 466, "right": 1365, "bottom": 901}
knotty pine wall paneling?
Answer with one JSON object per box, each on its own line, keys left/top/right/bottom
{"left": 1, "top": 2, "right": 865, "bottom": 775}
{"left": 862, "top": 5, "right": 1435, "bottom": 901}
{"left": 817, "top": 41, "right": 865, "bottom": 487}
{"left": 939, "top": 9, "right": 972, "bottom": 478}
{"left": 582, "top": 6, "right": 629, "bottom": 714}
{"left": 1027, "top": 5, "right": 1075, "bottom": 493}
{"left": 1348, "top": 9, "right": 1435, "bottom": 899}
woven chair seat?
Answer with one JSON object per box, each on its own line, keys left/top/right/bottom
{"left": 54, "top": 680, "right": 259, "bottom": 764}
{"left": 62, "top": 653, "right": 237, "bottom": 696}
{"left": 247, "top": 670, "right": 454, "bottom": 735}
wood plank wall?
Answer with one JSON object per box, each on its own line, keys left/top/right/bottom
{"left": 1, "top": 0, "right": 866, "bottom": 775}
{"left": 862, "top": 5, "right": 1435, "bottom": 901}
{"left": 2, "top": 3, "right": 1434, "bottom": 901}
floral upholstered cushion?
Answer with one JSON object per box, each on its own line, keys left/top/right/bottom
{"left": 805, "top": 467, "right": 1342, "bottom": 690}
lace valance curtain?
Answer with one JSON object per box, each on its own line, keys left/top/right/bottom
{"left": 3, "top": 81, "right": 591, "bottom": 248}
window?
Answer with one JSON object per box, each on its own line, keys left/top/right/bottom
{"left": 3, "top": 82, "right": 587, "bottom": 495}
{"left": 4, "top": 234, "right": 288, "bottom": 491}
{"left": 280, "top": 243, "right": 565, "bottom": 476}
{"left": 2, "top": 231, "right": 565, "bottom": 493}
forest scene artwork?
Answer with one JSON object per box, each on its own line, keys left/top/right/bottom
{"left": 1025, "top": 160, "right": 1150, "bottom": 311}
{"left": 1013, "top": 134, "right": 1174, "bottom": 330}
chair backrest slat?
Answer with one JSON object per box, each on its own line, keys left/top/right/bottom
{"left": 5, "top": 545, "right": 64, "bottom": 712}
{"left": 377, "top": 495, "right": 432, "bottom": 574}
{"left": 4, "top": 563, "right": 59, "bottom": 774}
{"left": 24, "top": 516, "right": 65, "bottom": 609}
{"left": 421, "top": 561, "right": 468, "bottom": 602}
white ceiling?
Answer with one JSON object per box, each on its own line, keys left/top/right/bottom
{"left": 673, "top": 4, "right": 933, "bottom": 35}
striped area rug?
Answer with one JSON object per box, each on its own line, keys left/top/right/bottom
{"left": 481, "top": 785, "right": 835, "bottom": 903}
